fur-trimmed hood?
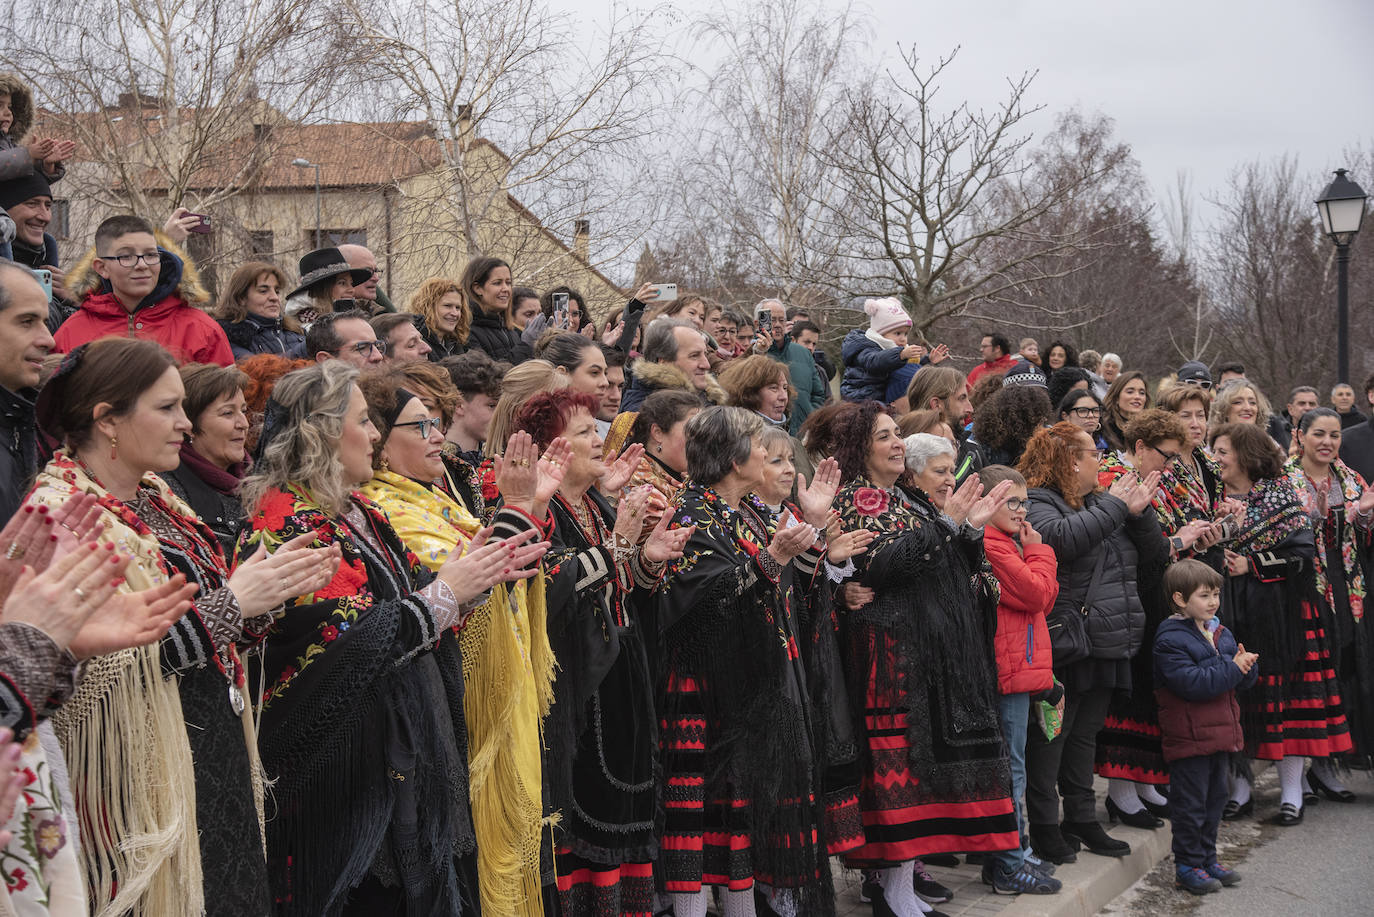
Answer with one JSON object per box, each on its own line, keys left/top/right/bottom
{"left": 0, "top": 73, "right": 34, "bottom": 141}
{"left": 627, "top": 357, "right": 727, "bottom": 404}
{"left": 65, "top": 230, "right": 211, "bottom": 308}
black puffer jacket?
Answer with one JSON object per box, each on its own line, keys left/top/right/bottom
{"left": 219, "top": 314, "right": 305, "bottom": 360}
{"left": 0, "top": 385, "right": 38, "bottom": 524}
{"left": 466, "top": 307, "right": 530, "bottom": 364}
{"left": 1027, "top": 487, "right": 1165, "bottom": 661}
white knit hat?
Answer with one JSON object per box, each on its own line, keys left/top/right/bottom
{"left": 864, "top": 297, "right": 912, "bottom": 335}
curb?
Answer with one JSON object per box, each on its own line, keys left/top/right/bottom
{"left": 997, "top": 818, "right": 1173, "bottom": 917}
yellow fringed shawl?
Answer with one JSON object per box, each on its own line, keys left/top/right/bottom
{"left": 360, "top": 470, "right": 554, "bottom": 917}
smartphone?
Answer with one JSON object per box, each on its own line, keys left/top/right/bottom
{"left": 552, "top": 292, "right": 570, "bottom": 329}
{"left": 30, "top": 268, "right": 52, "bottom": 302}
{"left": 186, "top": 213, "right": 213, "bottom": 234}
{"left": 756, "top": 308, "right": 772, "bottom": 335}
{"left": 1216, "top": 516, "right": 1240, "bottom": 543}
{"left": 651, "top": 283, "right": 678, "bottom": 303}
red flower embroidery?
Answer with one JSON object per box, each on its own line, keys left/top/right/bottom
{"left": 19, "top": 767, "right": 36, "bottom": 787}
{"left": 853, "top": 487, "right": 890, "bottom": 518}
{"left": 315, "top": 558, "right": 368, "bottom": 600}
{"left": 256, "top": 490, "right": 295, "bottom": 533}
{"left": 321, "top": 625, "right": 339, "bottom": 643}
{"left": 736, "top": 536, "right": 760, "bottom": 558}
{"left": 279, "top": 665, "right": 296, "bottom": 680}
{"left": 479, "top": 460, "right": 499, "bottom": 503}
{"left": 7, "top": 868, "right": 27, "bottom": 892}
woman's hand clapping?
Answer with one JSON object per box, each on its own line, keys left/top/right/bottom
{"left": 437, "top": 527, "right": 549, "bottom": 604}
{"left": 796, "top": 458, "right": 842, "bottom": 528}
{"left": 229, "top": 532, "right": 342, "bottom": 618}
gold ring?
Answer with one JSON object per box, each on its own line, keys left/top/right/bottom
{"left": 4, "top": 543, "right": 22, "bottom": 561}
{"left": 517, "top": 459, "right": 531, "bottom": 467}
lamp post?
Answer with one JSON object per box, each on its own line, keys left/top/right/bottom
{"left": 1315, "top": 168, "right": 1368, "bottom": 384}
{"left": 292, "top": 158, "right": 322, "bottom": 249}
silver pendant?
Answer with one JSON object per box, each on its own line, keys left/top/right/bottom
{"left": 228, "top": 683, "right": 246, "bottom": 716}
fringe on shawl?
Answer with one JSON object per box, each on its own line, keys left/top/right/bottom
{"left": 52, "top": 646, "right": 203, "bottom": 917}
{"left": 459, "top": 575, "right": 555, "bottom": 917}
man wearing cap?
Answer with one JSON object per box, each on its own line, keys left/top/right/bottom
{"left": 1001, "top": 360, "right": 1048, "bottom": 388}
{"left": 0, "top": 171, "right": 72, "bottom": 331}
{"left": 1175, "top": 361, "right": 1212, "bottom": 391}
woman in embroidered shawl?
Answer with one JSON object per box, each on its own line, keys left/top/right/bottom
{"left": 26, "top": 338, "right": 341, "bottom": 917}
{"left": 356, "top": 365, "right": 563, "bottom": 917}
{"left": 237, "top": 360, "right": 549, "bottom": 915}
{"left": 1286, "top": 409, "right": 1374, "bottom": 790}
{"left": 1210, "top": 422, "right": 1352, "bottom": 826}
{"left": 657, "top": 405, "right": 857, "bottom": 917}
{"left": 815, "top": 402, "right": 1020, "bottom": 917}
{"left": 509, "top": 389, "right": 692, "bottom": 917}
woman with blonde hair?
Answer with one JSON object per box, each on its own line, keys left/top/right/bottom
{"left": 407, "top": 277, "right": 469, "bottom": 361}
{"left": 214, "top": 260, "right": 304, "bottom": 359}
{"left": 238, "top": 360, "right": 548, "bottom": 914}
{"left": 1209, "top": 381, "right": 1274, "bottom": 439}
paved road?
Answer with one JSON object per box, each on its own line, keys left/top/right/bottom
{"left": 1105, "top": 766, "right": 1374, "bottom": 916}
{"left": 1193, "top": 767, "right": 1374, "bottom": 917}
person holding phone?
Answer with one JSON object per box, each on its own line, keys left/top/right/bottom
{"left": 752, "top": 299, "right": 827, "bottom": 434}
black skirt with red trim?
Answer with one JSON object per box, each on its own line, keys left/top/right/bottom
{"left": 555, "top": 848, "right": 654, "bottom": 917}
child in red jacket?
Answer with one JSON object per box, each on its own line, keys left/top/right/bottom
{"left": 978, "top": 465, "right": 1062, "bottom": 894}
{"left": 1153, "top": 559, "right": 1258, "bottom": 896}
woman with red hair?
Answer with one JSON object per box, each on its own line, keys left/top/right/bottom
{"left": 513, "top": 389, "right": 693, "bottom": 917}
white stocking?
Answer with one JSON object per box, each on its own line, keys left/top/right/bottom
{"left": 721, "top": 888, "right": 756, "bottom": 917}
{"left": 879, "top": 862, "right": 931, "bottom": 916}
{"left": 672, "top": 888, "right": 709, "bottom": 917}
{"left": 1277, "top": 755, "right": 1305, "bottom": 809}
{"left": 1229, "top": 771, "right": 1251, "bottom": 805}
{"left": 1136, "top": 782, "right": 1168, "bottom": 806}
{"left": 1108, "top": 777, "right": 1145, "bottom": 813}
{"left": 1311, "top": 757, "right": 1350, "bottom": 793}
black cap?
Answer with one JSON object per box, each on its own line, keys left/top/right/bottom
{"left": 0, "top": 172, "right": 52, "bottom": 211}
{"left": 1177, "top": 361, "right": 1211, "bottom": 384}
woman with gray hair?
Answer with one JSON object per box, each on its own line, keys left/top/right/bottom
{"left": 238, "top": 360, "right": 550, "bottom": 915}
{"left": 656, "top": 405, "right": 865, "bottom": 917}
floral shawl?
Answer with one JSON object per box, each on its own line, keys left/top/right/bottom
{"left": 359, "top": 471, "right": 553, "bottom": 917}
{"left": 1228, "top": 474, "right": 1311, "bottom": 557}
{"left": 1286, "top": 458, "right": 1370, "bottom": 622}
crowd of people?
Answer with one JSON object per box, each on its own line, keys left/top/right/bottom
{"left": 1, "top": 81, "right": 1373, "bottom": 917}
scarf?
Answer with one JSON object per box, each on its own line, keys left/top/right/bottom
{"left": 1229, "top": 474, "right": 1311, "bottom": 556}
{"left": 176, "top": 440, "right": 248, "bottom": 496}
{"left": 1287, "top": 458, "right": 1368, "bottom": 622}
{"left": 26, "top": 450, "right": 207, "bottom": 917}
{"left": 358, "top": 471, "right": 552, "bottom": 917}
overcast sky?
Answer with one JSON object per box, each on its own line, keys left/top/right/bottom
{"left": 569, "top": 0, "right": 1374, "bottom": 225}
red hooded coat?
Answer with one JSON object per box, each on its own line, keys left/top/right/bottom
{"left": 984, "top": 525, "right": 1059, "bottom": 695}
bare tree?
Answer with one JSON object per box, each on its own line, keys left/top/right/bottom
{"left": 335, "top": 0, "right": 672, "bottom": 280}
{"left": 2, "top": 0, "right": 345, "bottom": 220}
{"left": 820, "top": 50, "right": 1132, "bottom": 334}
{"left": 670, "top": 0, "right": 867, "bottom": 311}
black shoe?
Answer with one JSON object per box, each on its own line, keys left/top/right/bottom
{"left": 962, "top": 853, "right": 985, "bottom": 865}
{"left": 1105, "top": 797, "right": 1165, "bottom": 829}
{"left": 1307, "top": 767, "right": 1357, "bottom": 803}
{"left": 1028, "top": 824, "right": 1078, "bottom": 865}
{"left": 1270, "top": 802, "right": 1304, "bottom": 826}
{"left": 1061, "top": 820, "right": 1131, "bottom": 857}
{"left": 1142, "top": 798, "right": 1171, "bottom": 819}
{"left": 1221, "top": 798, "right": 1253, "bottom": 820}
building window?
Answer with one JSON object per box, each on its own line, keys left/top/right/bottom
{"left": 50, "top": 200, "right": 70, "bottom": 239}
{"left": 249, "top": 230, "right": 274, "bottom": 256}
{"left": 305, "top": 229, "right": 366, "bottom": 249}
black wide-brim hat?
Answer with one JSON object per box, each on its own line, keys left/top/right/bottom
{"left": 288, "top": 246, "right": 374, "bottom": 299}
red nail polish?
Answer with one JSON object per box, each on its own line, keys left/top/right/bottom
{"left": 43, "top": 516, "right": 52, "bottom": 525}
{"left": 36, "top": 505, "right": 47, "bottom": 515}
{"left": 22, "top": 506, "right": 32, "bottom": 515}
{"left": 88, "top": 542, "right": 99, "bottom": 551}
{"left": 48, "top": 534, "right": 57, "bottom": 543}
{"left": 109, "top": 555, "right": 121, "bottom": 564}
{"left": 104, "top": 543, "right": 114, "bottom": 551}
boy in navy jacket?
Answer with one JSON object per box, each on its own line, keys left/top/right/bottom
{"left": 1153, "top": 559, "right": 1259, "bottom": 896}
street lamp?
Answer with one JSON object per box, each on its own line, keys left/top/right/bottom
{"left": 1316, "top": 168, "right": 1367, "bottom": 384}
{"left": 292, "top": 157, "right": 322, "bottom": 249}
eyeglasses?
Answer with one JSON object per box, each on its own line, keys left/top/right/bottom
{"left": 1150, "top": 444, "right": 1182, "bottom": 467}
{"left": 347, "top": 340, "right": 387, "bottom": 356}
{"left": 1181, "top": 379, "right": 1213, "bottom": 390}
{"left": 1070, "top": 406, "right": 1102, "bottom": 418}
{"left": 392, "top": 416, "right": 444, "bottom": 438}
{"left": 1078, "top": 448, "right": 1106, "bottom": 460}
{"left": 98, "top": 251, "right": 160, "bottom": 268}
{"left": 1004, "top": 497, "right": 1027, "bottom": 511}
